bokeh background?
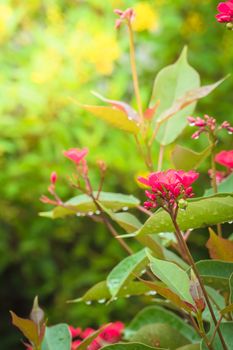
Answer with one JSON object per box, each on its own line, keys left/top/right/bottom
{"left": 1, "top": 0, "right": 233, "bottom": 348}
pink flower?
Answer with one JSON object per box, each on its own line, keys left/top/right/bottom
{"left": 114, "top": 8, "right": 135, "bottom": 29}
{"left": 138, "top": 169, "right": 199, "bottom": 211}
{"left": 99, "top": 322, "right": 124, "bottom": 344}
{"left": 63, "top": 148, "right": 88, "bottom": 165}
{"left": 50, "top": 171, "right": 57, "bottom": 185}
{"left": 71, "top": 339, "right": 82, "bottom": 350}
{"left": 215, "top": 150, "right": 233, "bottom": 169}
{"left": 69, "top": 326, "right": 82, "bottom": 338}
{"left": 216, "top": 0, "right": 233, "bottom": 22}
{"left": 208, "top": 169, "right": 226, "bottom": 184}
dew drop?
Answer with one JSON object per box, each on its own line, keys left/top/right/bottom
{"left": 98, "top": 298, "right": 106, "bottom": 304}
{"left": 95, "top": 210, "right": 101, "bottom": 215}
{"left": 228, "top": 131, "right": 233, "bottom": 135}
{"left": 76, "top": 212, "right": 81, "bottom": 217}
{"left": 122, "top": 206, "right": 129, "bottom": 211}
{"left": 88, "top": 211, "right": 94, "bottom": 216}
{"left": 148, "top": 290, "right": 156, "bottom": 296}
{"left": 85, "top": 301, "right": 92, "bottom": 305}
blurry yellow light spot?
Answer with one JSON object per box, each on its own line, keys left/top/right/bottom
{"left": 0, "top": 4, "right": 13, "bottom": 43}
{"left": 182, "top": 12, "right": 204, "bottom": 35}
{"left": 132, "top": 2, "right": 159, "bottom": 32}
{"left": 31, "top": 48, "right": 62, "bottom": 84}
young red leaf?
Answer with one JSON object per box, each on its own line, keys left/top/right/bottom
{"left": 206, "top": 228, "right": 233, "bottom": 262}
{"left": 10, "top": 311, "right": 40, "bottom": 347}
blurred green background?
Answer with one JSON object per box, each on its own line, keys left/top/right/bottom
{"left": 1, "top": 0, "right": 232, "bottom": 348}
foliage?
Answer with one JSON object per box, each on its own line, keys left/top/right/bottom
{"left": 2, "top": 1, "right": 233, "bottom": 350}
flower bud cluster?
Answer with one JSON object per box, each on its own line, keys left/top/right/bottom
{"left": 187, "top": 115, "right": 233, "bottom": 139}
{"left": 114, "top": 8, "right": 135, "bottom": 29}
{"left": 216, "top": 0, "right": 233, "bottom": 27}
{"left": 138, "top": 169, "right": 199, "bottom": 212}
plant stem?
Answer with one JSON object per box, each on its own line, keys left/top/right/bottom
{"left": 210, "top": 151, "right": 222, "bottom": 237}
{"left": 170, "top": 213, "right": 228, "bottom": 350}
{"left": 209, "top": 315, "right": 223, "bottom": 347}
{"left": 127, "top": 22, "right": 144, "bottom": 124}
{"left": 157, "top": 145, "right": 165, "bottom": 171}
{"left": 196, "top": 310, "right": 214, "bottom": 350}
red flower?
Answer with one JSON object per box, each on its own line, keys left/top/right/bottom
{"left": 138, "top": 169, "right": 199, "bottom": 211}
{"left": 216, "top": 0, "right": 233, "bottom": 22}
{"left": 63, "top": 148, "right": 88, "bottom": 165}
{"left": 50, "top": 171, "right": 57, "bottom": 185}
{"left": 99, "top": 322, "right": 124, "bottom": 344}
{"left": 215, "top": 150, "right": 233, "bottom": 169}
{"left": 69, "top": 326, "right": 82, "bottom": 338}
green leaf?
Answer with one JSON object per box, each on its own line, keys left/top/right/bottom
{"left": 205, "top": 173, "right": 233, "bottom": 196}
{"left": 206, "top": 228, "right": 233, "bottom": 262}
{"left": 147, "top": 253, "right": 193, "bottom": 304}
{"left": 136, "top": 194, "right": 233, "bottom": 237}
{"left": 42, "top": 324, "right": 71, "bottom": 350}
{"left": 195, "top": 260, "right": 233, "bottom": 291}
{"left": 124, "top": 306, "right": 199, "bottom": 342}
{"left": 140, "top": 279, "right": 194, "bottom": 312}
{"left": 130, "top": 323, "right": 189, "bottom": 349}
{"left": 40, "top": 192, "right": 140, "bottom": 219}
{"left": 73, "top": 94, "right": 140, "bottom": 134}
{"left": 201, "top": 322, "right": 233, "bottom": 350}
{"left": 171, "top": 145, "right": 211, "bottom": 171}
{"left": 102, "top": 343, "right": 164, "bottom": 350}
{"left": 68, "top": 280, "right": 151, "bottom": 303}
{"left": 150, "top": 47, "right": 200, "bottom": 145}
{"left": 10, "top": 311, "right": 40, "bottom": 347}
{"left": 220, "top": 303, "right": 233, "bottom": 315}
{"left": 107, "top": 249, "right": 148, "bottom": 299}
{"left": 176, "top": 345, "right": 200, "bottom": 350}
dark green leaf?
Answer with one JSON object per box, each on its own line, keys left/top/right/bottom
{"left": 124, "top": 306, "right": 199, "bottom": 342}
{"left": 102, "top": 343, "right": 164, "bottom": 350}
{"left": 171, "top": 145, "right": 211, "bottom": 171}
{"left": 136, "top": 194, "right": 233, "bottom": 237}
{"left": 107, "top": 249, "right": 148, "bottom": 299}
{"left": 40, "top": 192, "right": 140, "bottom": 219}
{"left": 68, "top": 280, "right": 151, "bottom": 303}
{"left": 195, "top": 260, "right": 233, "bottom": 291}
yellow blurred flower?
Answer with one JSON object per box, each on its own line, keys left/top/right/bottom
{"left": 132, "top": 2, "right": 159, "bottom": 32}
{"left": 68, "top": 29, "right": 120, "bottom": 76}
{"left": 0, "top": 4, "right": 13, "bottom": 43}
{"left": 85, "top": 33, "right": 120, "bottom": 75}
{"left": 182, "top": 12, "right": 204, "bottom": 35}
{"left": 31, "top": 48, "right": 63, "bottom": 84}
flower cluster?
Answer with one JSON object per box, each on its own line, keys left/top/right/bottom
{"left": 69, "top": 322, "right": 124, "bottom": 350}
{"left": 216, "top": 1, "right": 233, "bottom": 23}
{"left": 188, "top": 115, "right": 233, "bottom": 139}
{"left": 114, "top": 8, "right": 135, "bottom": 29}
{"left": 138, "top": 169, "right": 199, "bottom": 211}
{"left": 215, "top": 150, "right": 233, "bottom": 170}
